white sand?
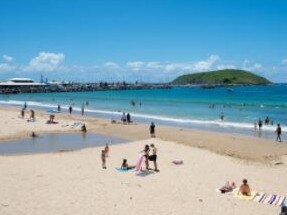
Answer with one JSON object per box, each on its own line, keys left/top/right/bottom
{"left": 0, "top": 139, "right": 286, "bottom": 215}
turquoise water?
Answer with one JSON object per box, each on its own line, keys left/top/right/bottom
{"left": 0, "top": 84, "right": 286, "bottom": 138}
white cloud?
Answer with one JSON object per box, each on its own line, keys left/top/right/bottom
{"left": 193, "top": 55, "right": 220, "bottom": 71}
{"left": 25, "top": 52, "right": 65, "bottom": 72}
{"left": 0, "top": 63, "right": 15, "bottom": 72}
{"left": 217, "top": 64, "right": 236, "bottom": 70}
{"left": 3, "top": 55, "right": 13, "bottom": 63}
{"left": 126, "top": 61, "right": 146, "bottom": 71}
{"left": 104, "top": 62, "right": 120, "bottom": 69}
{"left": 242, "top": 59, "right": 262, "bottom": 71}
{"left": 282, "top": 59, "right": 287, "bottom": 65}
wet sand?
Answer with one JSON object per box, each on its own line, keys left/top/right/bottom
{"left": 0, "top": 106, "right": 286, "bottom": 163}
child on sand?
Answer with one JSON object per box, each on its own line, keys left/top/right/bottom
{"left": 239, "top": 179, "right": 251, "bottom": 196}
{"left": 101, "top": 150, "right": 106, "bottom": 169}
{"left": 121, "top": 159, "right": 135, "bottom": 170}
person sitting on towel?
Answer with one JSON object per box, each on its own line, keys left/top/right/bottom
{"left": 121, "top": 159, "right": 135, "bottom": 170}
{"left": 239, "top": 179, "right": 251, "bottom": 196}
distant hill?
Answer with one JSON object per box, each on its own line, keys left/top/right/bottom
{"left": 172, "top": 69, "right": 271, "bottom": 85}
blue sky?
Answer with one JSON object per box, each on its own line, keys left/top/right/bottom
{"left": 0, "top": 0, "right": 287, "bottom": 82}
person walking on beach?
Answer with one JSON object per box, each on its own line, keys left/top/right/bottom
{"left": 121, "top": 112, "right": 127, "bottom": 124}
{"left": 57, "top": 104, "right": 61, "bottom": 112}
{"left": 258, "top": 119, "right": 263, "bottom": 130}
{"left": 69, "top": 105, "right": 73, "bottom": 114}
{"left": 30, "top": 109, "right": 35, "bottom": 121}
{"left": 101, "top": 150, "right": 107, "bottom": 169}
{"left": 276, "top": 124, "right": 282, "bottom": 142}
{"left": 149, "top": 144, "right": 159, "bottom": 172}
{"left": 20, "top": 108, "right": 25, "bottom": 119}
{"left": 81, "top": 104, "right": 85, "bottom": 116}
{"left": 150, "top": 122, "right": 156, "bottom": 138}
{"left": 24, "top": 102, "right": 27, "bottom": 110}
{"left": 104, "top": 143, "right": 109, "bottom": 157}
{"left": 127, "top": 113, "right": 131, "bottom": 124}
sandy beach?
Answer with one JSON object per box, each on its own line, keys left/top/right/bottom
{"left": 0, "top": 106, "right": 287, "bottom": 215}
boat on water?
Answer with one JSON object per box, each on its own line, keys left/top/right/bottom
{"left": 226, "top": 88, "right": 234, "bottom": 92}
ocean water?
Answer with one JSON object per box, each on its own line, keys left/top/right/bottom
{"left": 0, "top": 84, "right": 286, "bottom": 139}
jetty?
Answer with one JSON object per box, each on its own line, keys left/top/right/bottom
{"left": 0, "top": 78, "right": 171, "bottom": 94}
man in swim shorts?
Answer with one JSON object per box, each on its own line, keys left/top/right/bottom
{"left": 149, "top": 144, "right": 159, "bottom": 172}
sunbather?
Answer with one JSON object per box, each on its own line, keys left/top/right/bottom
{"left": 219, "top": 181, "right": 236, "bottom": 193}
{"left": 239, "top": 179, "right": 251, "bottom": 196}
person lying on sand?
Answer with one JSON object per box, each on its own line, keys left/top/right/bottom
{"left": 219, "top": 181, "right": 236, "bottom": 193}
{"left": 238, "top": 179, "right": 251, "bottom": 196}
{"left": 121, "top": 159, "right": 135, "bottom": 170}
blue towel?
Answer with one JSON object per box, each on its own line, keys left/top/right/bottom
{"left": 115, "top": 167, "right": 133, "bottom": 172}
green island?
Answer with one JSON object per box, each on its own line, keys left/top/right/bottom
{"left": 172, "top": 69, "right": 272, "bottom": 86}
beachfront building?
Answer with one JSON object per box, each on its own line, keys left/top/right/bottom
{"left": 0, "top": 78, "right": 47, "bottom": 94}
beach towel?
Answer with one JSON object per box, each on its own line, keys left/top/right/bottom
{"left": 116, "top": 167, "right": 134, "bottom": 172}
{"left": 134, "top": 152, "right": 145, "bottom": 172}
{"left": 234, "top": 189, "right": 258, "bottom": 201}
{"left": 234, "top": 190, "right": 287, "bottom": 207}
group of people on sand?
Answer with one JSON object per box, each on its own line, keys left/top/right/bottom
{"left": 101, "top": 142, "right": 159, "bottom": 172}
{"left": 254, "top": 117, "right": 283, "bottom": 142}
{"left": 20, "top": 108, "right": 35, "bottom": 122}
{"left": 219, "top": 179, "right": 251, "bottom": 196}
{"left": 121, "top": 112, "right": 132, "bottom": 124}
{"left": 220, "top": 179, "right": 287, "bottom": 214}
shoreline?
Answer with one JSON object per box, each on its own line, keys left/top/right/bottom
{"left": 0, "top": 101, "right": 282, "bottom": 141}
{"left": 0, "top": 105, "right": 287, "bottom": 164}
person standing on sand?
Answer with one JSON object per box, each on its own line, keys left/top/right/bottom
{"left": 20, "top": 108, "right": 25, "bottom": 119}
{"left": 149, "top": 144, "right": 159, "bottom": 172}
{"left": 24, "top": 102, "right": 27, "bottom": 110}
{"left": 81, "top": 104, "right": 85, "bottom": 116}
{"left": 258, "top": 119, "right": 263, "bottom": 130}
{"left": 105, "top": 143, "right": 109, "bottom": 157}
{"left": 276, "top": 124, "right": 282, "bottom": 142}
{"left": 127, "top": 113, "right": 131, "bottom": 124}
{"left": 57, "top": 104, "right": 61, "bottom": 112}
{"left": 143, "top": 145, "right": 150, "bottom": 170}
{"left": 30, "top": 109, "right": 35, "bottom": 121}
{"left": 101, "top": 150, "right": 107, "bottom": 169}
{"left": 69, "top": 105, "right": 73, "bottom": 114}
{"left": 150, "top": 122, "right": 156, "bottom": 138}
